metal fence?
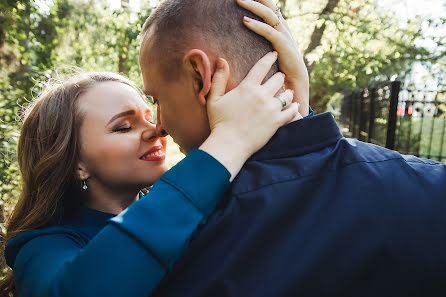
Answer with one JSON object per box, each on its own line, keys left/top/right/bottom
{"left": 340, "top": 81, "right": 446, "bottom": 163}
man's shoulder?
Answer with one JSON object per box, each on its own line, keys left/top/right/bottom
{"left": 339, "top": 138, "right": 445, "bottom": 173}
{"left": 229, "top": 136, "right": 445, "bottom": 197}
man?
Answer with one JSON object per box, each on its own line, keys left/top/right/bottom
{"left": 139, "top": 0, "right": 446, "bottom": 296}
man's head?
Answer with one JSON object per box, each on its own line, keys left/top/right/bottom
{"left": 140, "top": 0, "right": 278, "bottom": 153}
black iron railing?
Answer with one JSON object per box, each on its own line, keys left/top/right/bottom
{"left": 340, "top": 81, "right": 446, "bottom": 163}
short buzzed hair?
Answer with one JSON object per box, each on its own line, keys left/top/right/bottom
{"left": 141, "top": 0, "right": 277, "bottom": 82}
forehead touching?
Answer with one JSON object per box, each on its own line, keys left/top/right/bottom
{"left": 78, "top": 81, "right": 152, "bottom": 122}
{"left": 139, "top": 25, "right": 172, "bottom": 97}
{"left": 140, "top": 26, "right": 162, "bottom": 97}
{"left": 140, "top": 21, "right": 189, "bottom": 93}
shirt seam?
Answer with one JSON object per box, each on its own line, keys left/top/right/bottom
{"left": 160, "top": 176, "right": 206, "bottom": 215}
{"left": 251, "top": 135, "right": 342, "bottom": 162}
{"left": 232, "top": 156, "right": 441, "bottom": 196}
{"left": 107, "top": 220, "right": 169, "bottom": 272}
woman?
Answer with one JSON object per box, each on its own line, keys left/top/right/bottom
{"left": 1, "top": 1, "right": 310, "bottom": 296}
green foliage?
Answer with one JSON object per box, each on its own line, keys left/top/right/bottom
{"left": 0, "top": 0, "right": 444, "bottom": 216}
{"left": 0, "top": 0, "right": 153, "bottom": 217}
{"left": 285, "top": 0, "right": 445, "bottom": 112}
{"left": 0, "top": 78, "right": 21, "bottom": 216}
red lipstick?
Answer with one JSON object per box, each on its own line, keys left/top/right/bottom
{"left": 140, "top": 145, "right": 165, "bottom": 161}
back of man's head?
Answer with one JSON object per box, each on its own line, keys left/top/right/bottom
{"left": 142, "top": 0, "right": 277, "bottom": 82}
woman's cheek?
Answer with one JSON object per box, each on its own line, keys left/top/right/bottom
{"left": 102, "top": 136, "right": 135, "bottom": 158}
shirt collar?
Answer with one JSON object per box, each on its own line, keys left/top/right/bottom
{"left": 75, "top": 205, "right": 116, "bottom": 228}
{"left": 248, "top": 112, "right": 343, "bottom": 162}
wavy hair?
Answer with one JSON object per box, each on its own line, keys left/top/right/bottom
{"left": 0, "top": 72, "right": 144, "bottom": 296}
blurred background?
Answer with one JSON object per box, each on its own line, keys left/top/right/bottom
{"left": 0, "top": 0, "right": 445, "bottom": 218}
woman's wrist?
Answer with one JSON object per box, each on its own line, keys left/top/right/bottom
{"left": 199, "top": 128, "right": 251, "bottom": 181}
{"left": 287, "top": 79, "right": 309, "bottom": 117}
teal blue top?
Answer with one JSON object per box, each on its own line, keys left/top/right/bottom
{"left": 4, "top": 149, "right": 231, "bottom": 297}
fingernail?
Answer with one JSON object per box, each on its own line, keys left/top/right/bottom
{"left": 217, "top": 58, "right": 224, "bottom": 69}
{"left": 243, "top": 16, "right": 251, "bottom": 23}
{"left": 272, "top": 51, "right": 278, "bottom": 56}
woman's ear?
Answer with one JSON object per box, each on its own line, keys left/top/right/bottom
{"left": 77, "top": 161, "right": 90, "bottom": 181}
{"left": 183, "top": 49, "right": 212, "bottom": 106}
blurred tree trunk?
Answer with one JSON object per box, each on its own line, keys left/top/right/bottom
{"left": 303, "top": 0, "right": 340, "bottom": 75}
{"left": 18, "top": 2, "right": 33, "bottom": 77}
{"left": 118, "top": 0, "right": 130, "bottom": 73}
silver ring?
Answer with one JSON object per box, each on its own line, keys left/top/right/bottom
{"left": 277, "top": 93, "right": 287, "bottom": 108}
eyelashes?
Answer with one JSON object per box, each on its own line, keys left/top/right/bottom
{"left": 113, "top": 126, "right": 132, "bottom": 133}
{"left": 112, "top": 119, "right": 155, "bottom": 133}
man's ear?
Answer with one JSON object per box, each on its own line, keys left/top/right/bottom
{"left": 77, "top": 161, "right": 90, "bottom": 181}
{"left": 183, "top": 49, "right": 212, "bottom": 106}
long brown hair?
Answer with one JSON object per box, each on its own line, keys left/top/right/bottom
{"left": 0, "top": 72, "right": 144, "bottom": 296}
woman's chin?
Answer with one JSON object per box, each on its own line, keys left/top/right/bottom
{"left": 141, "top": 166, "right": 168, "bottom": 187}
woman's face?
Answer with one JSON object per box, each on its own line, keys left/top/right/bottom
{"left": 77, "top": 81, "right": 168, "bottom": 192}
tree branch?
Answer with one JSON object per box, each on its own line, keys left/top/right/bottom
{"left": 303, "top": 0, "right": 341, "bottom": 74}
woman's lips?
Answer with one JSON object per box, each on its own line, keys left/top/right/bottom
{"left": 140, "top": 145, "right": 166, "bottom": 161}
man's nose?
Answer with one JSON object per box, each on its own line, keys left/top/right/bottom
{"left": 156, "top": 123, "right": 168, "bottom": 137}
{"left": 155, "top": 106, "right": 168, "bottom": 137}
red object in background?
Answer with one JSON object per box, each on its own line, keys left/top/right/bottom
{"left": 397, "top": 106, "right": 405, "bottom": 116}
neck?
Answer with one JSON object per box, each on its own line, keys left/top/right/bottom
{"left": 82, "top": 180, "right": 140, "bottom": 215}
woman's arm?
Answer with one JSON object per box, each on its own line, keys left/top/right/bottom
{"left": 13, "top": 149, "right": 230, "bottom": 297}
{"left": 11, "top": 54, "right": 298, "bottom": 297}
{"left": 237, "top": 0, "right": 310, "bottom": 116}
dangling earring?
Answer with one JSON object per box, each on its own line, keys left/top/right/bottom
{"left": 82, "top": 180, "right": 88, "bottom": 190}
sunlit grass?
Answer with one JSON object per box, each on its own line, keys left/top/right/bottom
{"left": 395, "top": 117, "right": 446, "bottom": 163}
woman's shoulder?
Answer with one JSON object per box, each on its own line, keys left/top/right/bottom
{"left": 4, "top": 223, "right": 91, "bottom": 270}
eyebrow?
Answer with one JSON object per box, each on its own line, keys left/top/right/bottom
{"left": 107, "top": 110, "right": 136, "bottom": 125}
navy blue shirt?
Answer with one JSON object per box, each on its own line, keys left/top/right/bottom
{"left": 152, "top": 112, "right": 446, "bottom": 297}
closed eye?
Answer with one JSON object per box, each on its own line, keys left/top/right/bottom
{"left": 113, "top": 126, "right": 132, "bottom": 133}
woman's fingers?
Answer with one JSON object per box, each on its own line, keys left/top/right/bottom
{"left": 243, "top": 16, "right": 279, "bottom": 40}
{"left": 262, "top": 71, "right": 285, "bottom": 92}
{"left": 243, "top": 17, "right": 288, "bottom": 53}
{"left": 275, "top": 89, "right": 294, "bottom": 110}
{"left": 255, "top": 0, "right": 292, "bottom": 30}
{"left": 237, "top": 0, "right": 284, "bottom": 31}
{"left": 243, "top": 51, "right": 278, "bottom": 85}
{"left": 208, "top": 58, "right": 230, "bottom": 102}
{"left": 278, "top": 102, "right": 301, "bottom": 125}
{"left": 253, "top": 0, "right": 280, "bottom": 12}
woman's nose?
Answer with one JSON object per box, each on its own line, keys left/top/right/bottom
{"left": 141, "top": 123, "right": 158, "bottom": 142}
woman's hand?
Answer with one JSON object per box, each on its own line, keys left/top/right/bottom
{"left": 199, "top": 52, "right": 301, "bottom": 181}
{"left": 237, "top": 0, "right": 309, "bottom": 116}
